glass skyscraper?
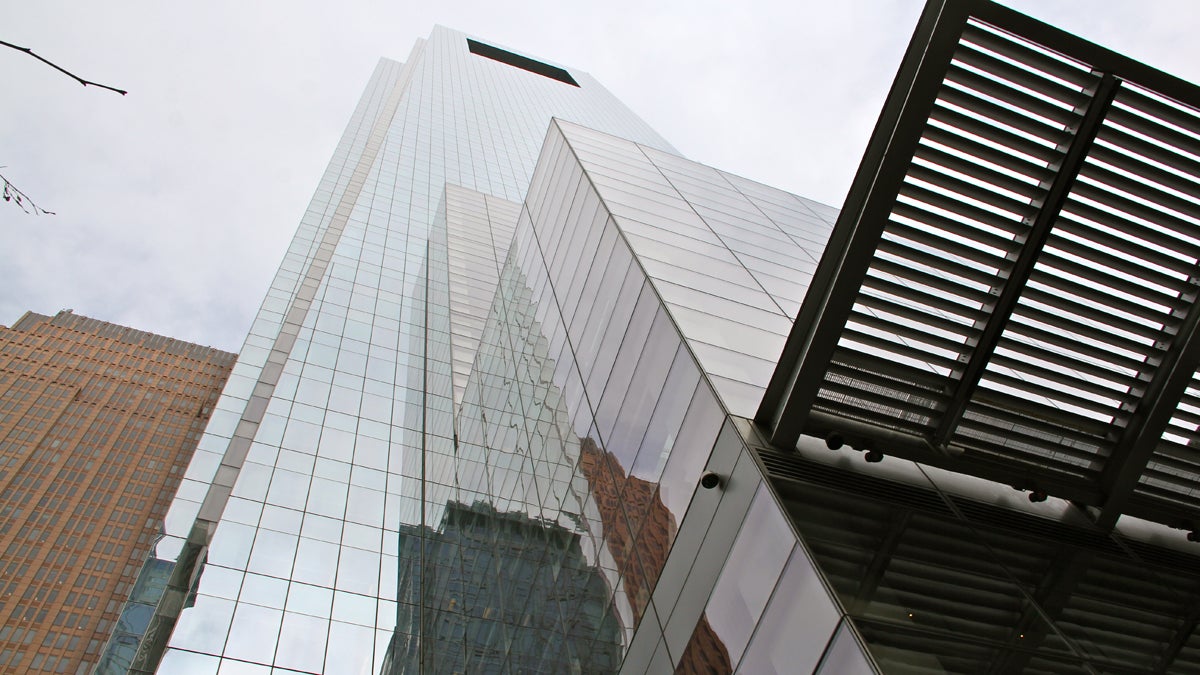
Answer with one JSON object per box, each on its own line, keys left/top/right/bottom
{"left": 99, "top": 25, "right": 852, "bottom": 673}
{"left": 99, "top": 4, "right": 1200, "bottom": 673}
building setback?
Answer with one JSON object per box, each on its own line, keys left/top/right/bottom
{"left": 0, "top": 310, "right": 234, "bottom": 674}
{"left": 105, "top": 1, "right": 1200, "bottom": 673}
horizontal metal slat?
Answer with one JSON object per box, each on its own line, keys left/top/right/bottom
{"left": 1162, "top": 420, "right": 1200, "bottom": 449}
{"left": 1011, "top": 303, "right": 1163, "bottom": 359}
{"left": 811, "top": 396, "right": 935, "bottom": 436}
{"left": 992, "top": 336, "right": 1142, "bottom": 390}
{"left": 837, "top": 324, "right": 962, "bottom": 377}
{"left": 1061, "top": 199, "right": 1200, "bottom": 262}
{"left": 906, "top": 163, "right": 1040, "bottom": 219}
{"left": 1117, "top": 85, "right": 1200, "bottom": 138}
{"left": 939, "top": 78, "right": 1076, "bottom": 142}
{"left": 1145, "top": 440, "right": 1200, "bottom": 472}
{"left": 1080, "top": 161, "right": 1200, "bottom": 224}
{"left": 953, "top": 42, "right": 1091, "bottom": 108}
{"left": 823, "top": 365, "right": 946, "bottom": 415}
{"left": 847, "top": 306, "right": 976, "bottom": 354}
{"left": 954, "top": 416, "right": 1104, "bottom": 470}
{"left": 816, "top": 381, "right": 940, "bottom": 422}
{"left": 862, "top": 273, "right": 988, "bottom": 323}
{"left": 831, "top": 341, "right": 956, "bottom": 390}
{"left": 963, "top": 390, "right": 1113, "bottom": 445}
{"left": 923, "top": 124, "right": 1055, "bottom": 182}
{"left": 960, "top": 393, "right": 1113, "bottom": 447}
{"left": 989, "top": 352, "right": 1137, "bottom": 401}
{"left": 854, "top": 290, "right": 974, "bottom": 338}
{"left": 1036, "top": 249, "right": 1190, "bottom": 315}
{"left": 1071, "top": 181, "right": 1200, "bottom": 250}
{"left": 877, "top": 235, "right": 1009, "bottom": 287}
{"left": 891, "top": 200, "right": 1022, "bottom": 255}
{"left": 868, "top": 271, "right": 988, "bottom": 321}
{"left": 1005, "top": 315, "right": 1157, "bottom": 373}
{"left": 979, "top": 367, "right": 1125, "bottom": 419}
{"left": 1137, "top": 463, "right": 1200, "bottom": 493}
{"left": 1044, "top": 224, "right": 1193, "bottom": 293}
{"left": 881, "top": 219, "right": 1009, "bottom": 275}
{"left": 1021, "top": 282, "right": 1175, "bottom": 341}
{"left": 929, "top": 104, "right": 1063, "bottom": 164}
{"left": 1164, "top": 404, "right": 1200, "bottom": 429}
{"left": 1107, "top": 103, "right": 1200, "bottom": 164}
{"left": 960, "top": 22, "right": 1097, "bottom": 90}
{"left": 899, "top": 180, "right": 1029, "bottom": 236}
{"left": 1094, "top": 124, "right": 1200, "bottom": 185}
{"left": 1128, "top": 483, "right": 1200, "bottom": 515}
{"left": 870, "top": 256, "right": 994, "bottom": 303}
{"left": 1087, "top": 144, "right": 1200, "bottom": 216}
{"left": 914, "top": 141, "right": 1045, "bottom": 199}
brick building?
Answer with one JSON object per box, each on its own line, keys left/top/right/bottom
{"left": 0, "top": 310, "right": 234, "bottom": 673}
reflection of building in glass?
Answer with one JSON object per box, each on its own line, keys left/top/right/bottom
{"left": 99, "top": 3, "right": 1200, "bottom": 673}
{"left": 0, "top": 310, "right": 234, "bottom": 674}
{"left": 384, "top": 501, "right": 621, "bottom": 674}
{"left": 578, "top": 438, "right": 732, "bottom": 673}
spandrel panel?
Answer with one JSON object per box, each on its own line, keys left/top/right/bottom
{"left": 158, "top": 649, "right": 220, "bottom": 675}
{"left": 702, "top": 484, "right": 797, "bottom": 667}
{"left": 274, "top": 612, "right": 330, "bottom": 672}
{"left": 246, "top": 529, "right": 299, "bottom": 578}
{"left": 207, "top": 522, "right": 256, "bottom": 569}
{"left": 222, "top": 604, "right": 282, "bottom": 663}
{"left": 816, "top": 620, "right": 877, "bottom": 675}
{"left": 200, "top": 566, "right": 243, "bottom": 601}
{"left": 285, "top": 582, "right": 334, "bottom": 618}
{"left": 659, "top": 382, "right": 724, "bottom": 520}
{"left": 735, "top": 544, "right": 841, "bottom": 674}
{"left": 168, "top": 595, "right": 235, "bottom": 654}
{"left": 238, "top": 572, "right": 288, "bottom": 608}
{"left": 631, "top": 350, "right": 701, "bottom": 482}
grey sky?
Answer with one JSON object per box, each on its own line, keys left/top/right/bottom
{"left": 3, "top": 1, "right": 1198, "bottom": 353}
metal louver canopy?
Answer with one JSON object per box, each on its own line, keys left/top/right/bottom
{"left": 758, "top": 0, "right": 1200, "bottom": 532}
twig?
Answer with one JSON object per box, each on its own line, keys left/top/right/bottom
{"left": 0, "top": 172, "right": 56, "bottom": 215}
{"left": 0, "top": 39, "right": 126, "bottom": 96}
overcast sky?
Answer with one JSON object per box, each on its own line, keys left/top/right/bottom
{"left": 3, "top": 1, "right": 1199, "bottom": 353}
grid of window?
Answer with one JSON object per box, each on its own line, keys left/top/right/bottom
{"left": 137, "top": 26, "right": 679, "bottom": 675}
{"left": 0, "top": 311, "right": 234, "bottom": 675}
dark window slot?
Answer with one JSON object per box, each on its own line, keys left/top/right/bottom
{"left": 467, "top": 39, "right": 579, "bottom": 87}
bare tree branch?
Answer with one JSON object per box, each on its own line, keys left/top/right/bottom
{"left": 0, "top": 171, "right": 56, "bottom": 215}
{"left": 1, "top": 39, "right": 127, "bottom": 96}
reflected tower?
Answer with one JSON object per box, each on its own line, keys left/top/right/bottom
{"left": 102, "top": 3, "right": 1200, "bottom": 673}
{"left": 100, "top": 26, "right": 678, "bottom": 674}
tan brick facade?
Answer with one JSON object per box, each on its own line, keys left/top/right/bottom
{"left": 0, "top": 311, "right": 234, "bottom": 674}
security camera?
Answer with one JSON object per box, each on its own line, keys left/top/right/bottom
{"left": 700, "top": 471, "right": 722, "bottom": 490}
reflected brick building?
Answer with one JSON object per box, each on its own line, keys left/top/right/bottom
{"left": 96, "top": 4, "right": 1200, "bottom": 672}
{"left": 0, "top": 310, "right": 234, "bottom": 673}
{"left": 386, "top": 501, "right": 622, "bottom": 674}
{"left": 578, "top": 438, "right": 732, "bottom": 674}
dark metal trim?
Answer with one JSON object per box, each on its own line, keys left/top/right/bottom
{"left": 930, "top": 74, "right": 1118, "bottom": 447}
{"left": 804, "top": 410, "right": 1104, "bottom": 505}
{"left": 759, "top": 0, "right": 1200, "bottom": 532}
{"left": 1095, "top": 275, "right": 1200, "bottom": 529}
{"left": 970, "top": 1, "right": 1200, "bottom": 108}
{"left": 756, "top": 0, "right": 977, "bottom": 447}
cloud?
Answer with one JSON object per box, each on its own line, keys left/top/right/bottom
{"left": 3, "top": 0, "right": 1198, "bottom": 352}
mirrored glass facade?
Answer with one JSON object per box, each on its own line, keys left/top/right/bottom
{"left": 90, "top": 5, "right": 1200, "bottom": 674}
{"left": 99, "top": 21, "right": 884, "bottom": 672}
